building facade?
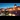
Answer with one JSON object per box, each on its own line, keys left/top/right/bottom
{"left": 6, "top": 4, "right": 20, "bottom": 16}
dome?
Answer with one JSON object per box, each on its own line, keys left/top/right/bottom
{"left": 14, "top": 4, "right": 17, "bottom": 6}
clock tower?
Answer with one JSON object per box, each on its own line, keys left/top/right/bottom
{"left": 14, "top": 4, "right": 17, "bottom": 7}
{"left": 13, "top": 4, "right": 17, "bottom": 11}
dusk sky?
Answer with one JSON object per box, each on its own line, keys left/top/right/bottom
{"left": 0, "top": 3, "right": 20, "bottom": 8}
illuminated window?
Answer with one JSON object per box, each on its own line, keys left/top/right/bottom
{"left": 18, "top": 8, "right": 20, "bottom": 10}
{"left": 9, "top": 9, "right": 12, "bottom": 11}
{"left": 13, "top": 8, "right": 15, "bottom": 10}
